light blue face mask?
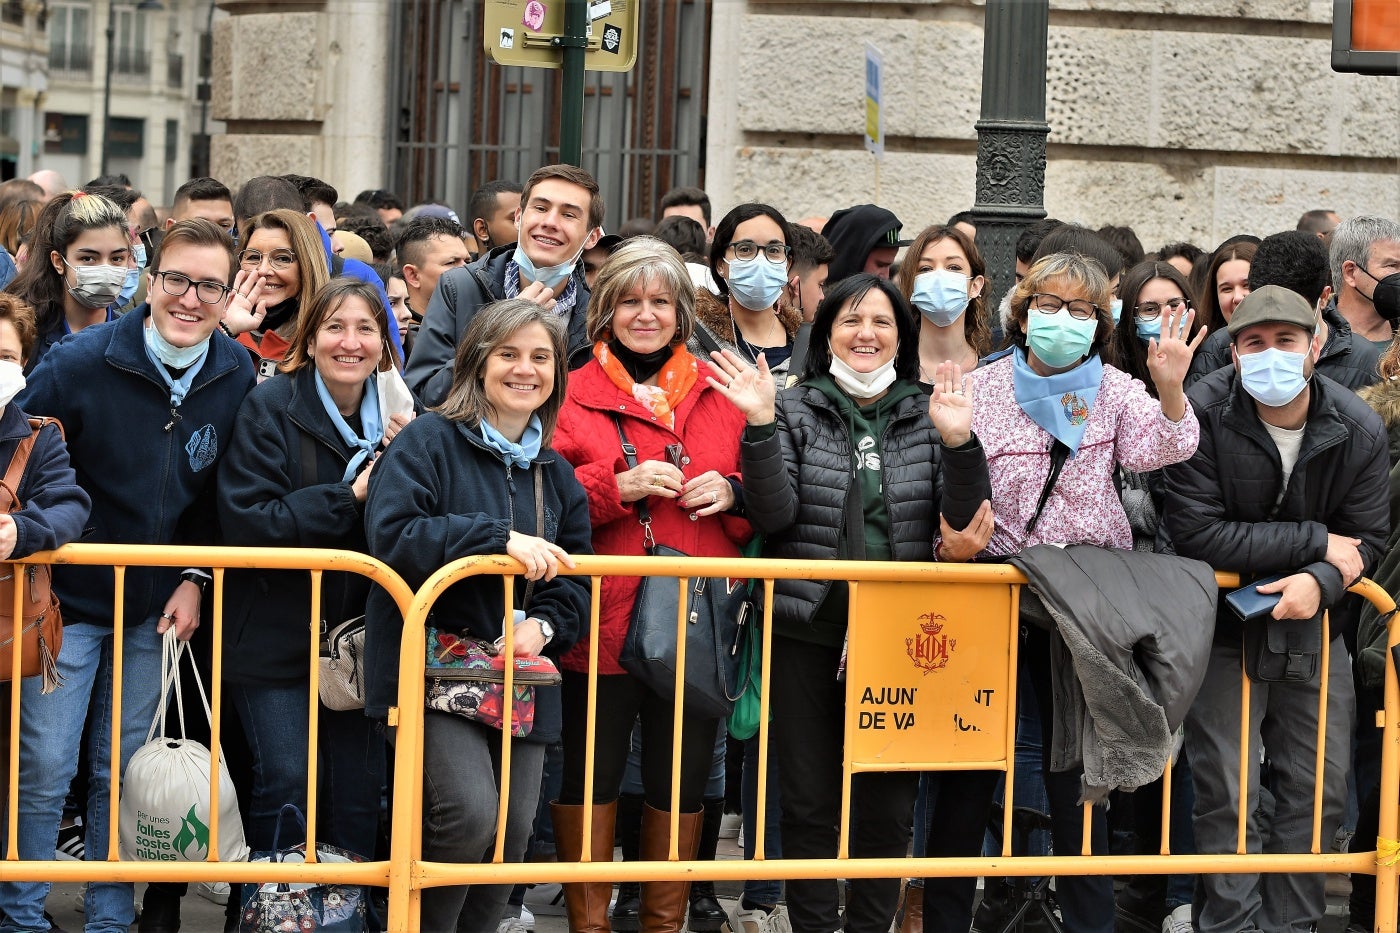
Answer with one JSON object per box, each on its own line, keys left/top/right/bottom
{"left": 1026, "top": 308, "right": 1097, "bottom": 369}
{"left": 910, "top": 269, "right": 970, "bottom": 327}
{"left": 1238, "top": 346, "right": 1309, "bottom": 407}
{"left": 115, "top": 242, "right": 148, "bottom": 308}
{"left": 513, "top": 232, "right": 588, "bottom": 290}
{"left": 1109, "top": 298, "right": 1123, "bottom": 324}
{"left": 144, "top": 317, "right": 209, "bottom": 369}
{"left": 1135, "top": 315, "right": 1162, "bottom": 343}
{"left": 725, "top": 255, "right": 789, "bottom": 311}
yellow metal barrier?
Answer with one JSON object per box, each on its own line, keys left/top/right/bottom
{"left": 0, "top": 544, "right": 414, "bottom": 899}
{"left": 0, "top": 546, "right": 1391, "bottom": 932}
{"left": 389, "top": 555, "right": 1400, "bottom": 933}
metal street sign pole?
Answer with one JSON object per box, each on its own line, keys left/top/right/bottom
{"left": 556, "top": 0, "right": 589, "bottom": 166}
{"left": 971, "top": 0, "right": 1051, "bottom": 314}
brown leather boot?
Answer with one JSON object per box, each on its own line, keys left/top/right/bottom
{"left": 899, "top": 882, "right": 924, "bottom": 933}
{"left": 638, "top": 805, "right": 703, "bottom": 933}
{"left": 550, "top": 800, "right": 616, "bottom": 933}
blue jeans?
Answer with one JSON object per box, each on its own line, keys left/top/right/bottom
{"left": 741, "top": 732, "right": 782, "bottom": 905}
{"left": 230, "top": 681, "right": 384, "bottom": 858}
{"left": 0, "top": 620, "right": 167, "bottom": 933}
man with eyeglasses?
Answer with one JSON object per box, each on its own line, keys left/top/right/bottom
{"left": 406, "top": 164, "right": 603, "bottom": 406}
{"left": 1186, "top": 230, "right": 1380, "bottom": 390}
{"left": 0, "top": 219, "right": 254, "bottom": 933}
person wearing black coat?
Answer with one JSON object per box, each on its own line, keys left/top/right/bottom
{"left": 365, "top": 298, "right": 590, "bottom": 933}
{"left": 709, "top": 274, "right": 993, "bottom": 933}
{"left": 1162, "top": 286, "right": 1390, "bottom": 933}
{"left": 217, "top": 279, "right": 413, "bottom": 868}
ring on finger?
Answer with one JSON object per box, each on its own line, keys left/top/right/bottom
{"left": 709, "top": 490, "right": 718, "bottom": 504}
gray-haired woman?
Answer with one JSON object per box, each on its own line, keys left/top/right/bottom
{"left": 363, "top": 298, "right": 592, "bottom": 931}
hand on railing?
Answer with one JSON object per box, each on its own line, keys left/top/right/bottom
{"left": 937, "top": 501, "right": 994, "bottom": 562}
{"left": 506, "top": 530, "right": 575, "bottom": 582}
{"left": 1256, "top": 572, "right": 1322, "bottom": 621}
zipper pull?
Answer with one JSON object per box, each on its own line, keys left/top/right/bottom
{"left": 26, "top": 565, "right": 37, "bottom": 602}
{"left": 163, "top": 407, "right": 182, "bottom": 432}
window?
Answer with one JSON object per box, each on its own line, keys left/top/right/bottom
{"left": 48, "top": 3, "right": 92, "bottom": 74}
{"left": 113, "top": 7, "right": 151, "bottom": 76}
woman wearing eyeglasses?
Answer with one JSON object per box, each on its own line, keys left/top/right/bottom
{"left": 688, "top": 203, "right": 804, "bottom": 384}
{"left": 230, "top": 208, "right": 331, "bottom": 380}
{"left": 958, "top": 252, "right": 1202, "bottom": 933}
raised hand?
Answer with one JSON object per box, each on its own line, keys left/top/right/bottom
{"left": 222, "top": 269, "right": 269, "bottom": 336}
{"left": 518, "top": 280, "right": 559, "bottom": 312}
{"left": 707, "top": 349, "right": 776, "bottom": 426}
{"left": 1146, "top": 306, "right": 1204, "bottom": 392}
{"left": 928, "top": 360, "right": 972, "bottom": 448}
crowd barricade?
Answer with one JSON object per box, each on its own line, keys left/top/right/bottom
{"left": 0, "top": 546, "right": 1394, "bottom": 933}
{"left": 0, "top": 544, "right": 413, "bottom": 896}
{"left": 389, "top": 555, "right": 1400, "bottom": 933}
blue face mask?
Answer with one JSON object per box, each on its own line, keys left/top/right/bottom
{"left": 513, "top": 234, "right": 587, "bottom": 290}
{"left": 144, "top": 316, "right": 209, "bottom": 369}
{"left": 115, "top": 242, "right": 148, "bottom": 308}
{"left": 725, "top": 255, "right": 789, "bottom": 311}
{"left": 1026, "top": 308, "right": 1097, "bottom": 369}
{"left": 1238, "top": 346, "right": 1309, "bottom": 407}
{"left": 910, "top": 270, "right": 970, "bottom": 327}
{"left": 1135, "top": 315, "right": 1162, "bottom": 343}
{"left": 1109, "top": 298, "right": 1123, "bottom": 324}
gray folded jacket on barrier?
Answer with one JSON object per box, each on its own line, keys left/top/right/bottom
{"left": 1009, "top": 544, "right": 1218, "bottom": 804}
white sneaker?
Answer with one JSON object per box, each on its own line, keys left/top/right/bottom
{"left": 519, "top": 905, "right": 535, "bottom": 930}
{"left": 728, "top": 902, "right": 792, "bottom": 933}
{"left": 196, "top": 881, "right": 230, "bottom": 906}
{"left": 720, "top": 811, "right": 743, "bottom": 838}
{"left": 496, "top": 919, "right": 530, "bottom": 933}
{"left": 1161, "top": 903, "right": 1194, "bottom": 933}
{"left": 737, "top": 824, "right": 746, "bottom": 850}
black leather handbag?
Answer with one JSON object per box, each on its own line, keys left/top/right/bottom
{"left": 612, "top": 417, "right": 748, "bottom": 719}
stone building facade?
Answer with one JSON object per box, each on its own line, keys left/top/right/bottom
{"left": 210, "top": 0, "right": 1398, "bottom": 253}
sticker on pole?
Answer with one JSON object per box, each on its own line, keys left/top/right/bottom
{"left": 864, "top": 42, "right": 884, "bottom": 160}
{"left": 844, "top": 580, "right": 1014, "bottom": 768}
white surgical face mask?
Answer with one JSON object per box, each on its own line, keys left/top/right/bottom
{"left": 64, "top": 260, "right": 128, "bottom": 310}
{"left": 828, "top": 345, "right": 898, "bottom": 400}
{"left": 1238, "top": 346, "right": 1309, "bottom": 407}
{"left": 910, "top": 269, "right": 970, "bottom": 327}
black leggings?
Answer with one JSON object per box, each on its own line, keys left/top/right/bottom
{"left": 558, "top": 671, "right": 717, "bottom": 813}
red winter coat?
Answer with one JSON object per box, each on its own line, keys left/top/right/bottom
{"left": 554, "top": 358, "right": 751, "bottom": 675}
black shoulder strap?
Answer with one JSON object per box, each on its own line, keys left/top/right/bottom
{"left": 329, "top": 254, "right": 346, "bottom": 278}
{"left": 612, "top": 415, "right": 652, "bottom": 528}
{"left": 1024, "top": 438, "right": 1071, "bottom": 535}
{"left": 298, "top": 430, "right": 318, "bottom": 490}
{"left": 693, "top": 322, "right": 726, "bottom": 358}
{"left": 785, "top": 322, "right": 812, "bottom": 389}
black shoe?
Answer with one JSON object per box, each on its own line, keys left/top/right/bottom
{"left": 688, "top": 881, "right": 727, "bottom": 932}
{"left": 611, "top": 881, "right": 640, "bottom": 932}
{"left": 137, "top": 888, "right": 182, "bottom": 933}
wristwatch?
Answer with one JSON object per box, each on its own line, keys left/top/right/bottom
{"left": 537, "top": 618, "right": 555, "bottom": 644}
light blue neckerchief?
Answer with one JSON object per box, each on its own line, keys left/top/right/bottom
{"left": 1011, "top": 346, "right": 1103, "bottom": 456}
{"left": 313, "top": 370, "right": 384, "bottom": 481}
{"left": 142, "top": 324, "right": 208, "bottom": 410}
{"left": 479, "top": 415, "right": 543, "bottom": 468}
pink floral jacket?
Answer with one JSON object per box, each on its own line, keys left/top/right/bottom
{"left": 966, "top": 354, "right": 1199, "bottom": 557}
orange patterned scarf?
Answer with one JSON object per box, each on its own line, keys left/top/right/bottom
{"left": 594, "top": 341, "right": 698, "bottom": 429}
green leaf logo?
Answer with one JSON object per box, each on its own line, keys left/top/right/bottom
{"left": 173, "top": 805, "right": 209, "bottom": 860}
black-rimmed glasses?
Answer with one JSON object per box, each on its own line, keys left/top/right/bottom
{"left": 151, "top": 271, "right": 232, "bottom": 304}
{"left": 1030, "top": 293, "right": 1098, "bottom": 321}
{"left": 727, "top": 240, "right": 791, "bottom": 263}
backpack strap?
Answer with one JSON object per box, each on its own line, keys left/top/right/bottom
{"left": 0, "top": 418, "right": 57, "bottom": 513}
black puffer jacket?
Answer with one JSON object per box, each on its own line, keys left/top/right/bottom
{"left": 1162, "top": 367, "right": 1390, "bottom": 643}
{"left": 1186, "top": 303, "right": 1380, "bottom": 390}
{"left": 740, "top": 381, "right": 991, "bottom": 641}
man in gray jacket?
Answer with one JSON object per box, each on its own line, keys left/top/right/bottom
{"left": 405, "top": 164, "right": 602, "bottom": 405}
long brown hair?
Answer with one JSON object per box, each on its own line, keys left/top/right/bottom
{"left": 1112, "top": 261, "right": 1196, "bottom": 396}
{"left": 1198, "top": 240, "right": 1257, "bottom": 336}
{"left": 238, "top": 209, "right": 330, "bottom": 305}
{"left": 896, "top": 224, "right": 992, "bottom": 357}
